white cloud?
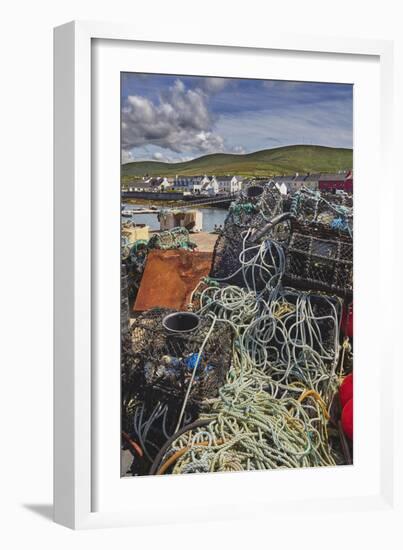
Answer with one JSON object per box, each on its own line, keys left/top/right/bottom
{"left": 122, "top": 78, "right": 242, "bottom": 158}
{"left": 122, "top": 79, "right": 220, "bottom": 154}
{"left": 201, "top": 77, "right": 229, "bottom": 93}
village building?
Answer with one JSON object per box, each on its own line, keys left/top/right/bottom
{"left": 272, "top": 175, "right": 296, "bottom": 194}
{"left": 318, "top": 170, "right": 353, "bottom": 193}
{"left": 214, "top": 175, "right": 243, "bottom": 194}
{"left": 271, "top": 171, "right": 352, "bottom": 194}
{"left": 173, "top": 175, "right": 210, "bottom": 193}
{"left": 125, "top": 176, "right": 172, "bottom": 192}
{"left": 158, "top": 177, "right": 172, "bottom": 190}
{"left": 201, "top": 177, "right": 219, "bottom": 196}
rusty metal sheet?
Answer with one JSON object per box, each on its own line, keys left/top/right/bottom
{"left": 134, "top": 249, "right": 213, "bottom": 311}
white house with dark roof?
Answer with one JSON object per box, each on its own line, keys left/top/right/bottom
{"left": 126, "top": 176, "right": 171, "bottom": 192}
{"left": 214, "top": 175, "right": 243, "bottom": 194}
{"left": 272, "top": 175, "right": 295, "bottom": 194}
{"left": 173, "top": 175, "right": 210, "bottom": 193}
{"left": 201, "top": 177, "right": 219, "bottom": 196}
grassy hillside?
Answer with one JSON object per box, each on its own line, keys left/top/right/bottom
{"left": 121, "top": 145, "right": 353, "bottom": 180}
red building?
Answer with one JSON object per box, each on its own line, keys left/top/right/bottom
{"left": 318, "top": 171, "right": 353, "bottom": 193}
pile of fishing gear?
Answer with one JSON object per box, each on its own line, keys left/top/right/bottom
{"left": 122, "top": 182, "right": 354, "bottom": 476}
{"left": 211, "top": 186, "right": 352, "bottom": 297}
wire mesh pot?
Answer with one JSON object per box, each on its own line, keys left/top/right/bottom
{"left": 147, "top": 226, "right": 196, "bottom": 250}
{"left": 247, "top": 189, "right": 353, "bottom": 298}
{"left": 124, "top": 308, "right": 233, "bottom": 408}
{"left": 210, "top": 184, "right": 286, "bottom": 287}
{"left": 290, "top": 188, "right": 353, "bottom": 235}
{"left": 283, "top": 218, "right": 353, "bottom": 298}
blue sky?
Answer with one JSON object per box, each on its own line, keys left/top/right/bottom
{"left": 121, "top": 73, "right": 353, "bottom": 164}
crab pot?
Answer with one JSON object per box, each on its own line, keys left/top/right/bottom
{"left": 290, "top": 188, "right": 353, "bottom": 233}
{"left": 283, "top": 219, "right": 353, "bottom": 298}
{"left": 210, "top": 185, "right": 286, "bottom": 287}
{"left": 125, "top": 308, "right": 233, "bottom": 408}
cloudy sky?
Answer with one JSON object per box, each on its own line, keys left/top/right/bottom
{"left": 121, "top": 73, "right": 353, "bottom": 164}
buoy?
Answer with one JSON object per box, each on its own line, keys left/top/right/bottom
{"left": 339, "top": 373, "right": 353, "bottom": 408}
{"left": 341, "top": 398, "right": 353, "bottom": 440}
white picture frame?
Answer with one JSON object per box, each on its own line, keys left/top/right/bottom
{"left": 54, "top": 21, "right": 400, "bottom": 531}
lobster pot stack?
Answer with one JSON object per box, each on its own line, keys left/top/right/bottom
{"left": 123, "top": 308, "right": 233, "bottom": 413}
{"left": 210, "top": 183, "right": 286, "bottom": 288}
{"left": 283, "top": 190, "right": 353, "bottom": 298}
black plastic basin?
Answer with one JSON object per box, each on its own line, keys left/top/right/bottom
{"left": 162, "top": 312, "right": 200, "bottom": 334}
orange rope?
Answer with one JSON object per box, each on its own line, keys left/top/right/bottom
{"left": 157, "top": 439, "right": 224, "bottom": 475}
{"left": 122, "top": 431, "right": 144, "bottom": 458}
{"left": 298, "top": 390, "right": 330, "bottom": 420}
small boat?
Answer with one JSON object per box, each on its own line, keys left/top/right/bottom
{"left": 121, "top": 210, "right": 136, "bottom": 217}
{"left": 121, "top": 207, "right": 144, "bottom": 217}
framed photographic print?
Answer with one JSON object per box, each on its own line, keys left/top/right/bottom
{"left": 54, "top": 21, "right": 399, "bottom": 530}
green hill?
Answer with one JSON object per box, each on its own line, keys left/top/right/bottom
{"left": 121, "top": 145, "right": 352, "bottom": 180}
